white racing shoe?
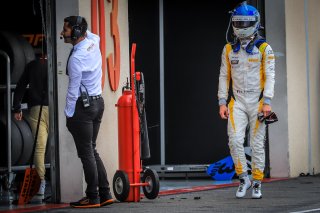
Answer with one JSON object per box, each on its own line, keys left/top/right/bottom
{"left": 252, "top": 181, "right": 262, "bottom": 199}
{"left": 236, "top": 176, "right": 251, "bottom": 198}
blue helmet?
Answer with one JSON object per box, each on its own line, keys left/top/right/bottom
{"left": 231, "top": 3, "right": 260, "bottom": 38}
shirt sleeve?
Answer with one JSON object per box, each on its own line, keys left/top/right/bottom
{"left": 262, "top": 45, "right": 275, "bottom": 103}
{"left": 64, "top": 57, "right": 83, "bottom": 117}
{"left": 218, "top": 44, "right": 231, "bottom": 105}
{"left": 12, "top": 64, "right": 30, "bottom": 112}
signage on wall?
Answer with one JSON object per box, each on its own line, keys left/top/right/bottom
{"left": 107, "top": 0, "right": 120, "bottom": 91}
{"left": 91, "top": 0, "right": 120, "bottom": 91}
{"left": 22, "top": 34, "right": 45, "bottom": 47}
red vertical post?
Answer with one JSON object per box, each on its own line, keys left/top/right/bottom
{"left": 130, "top": 43, "right": 141, "bottom": 202}
{"left": 98, "top": 0, "right": 107, "bottom": 89}
{"left": 91, "top": 0, "right": 98, "bottom": 34}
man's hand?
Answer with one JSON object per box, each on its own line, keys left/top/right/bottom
{"left": 262, "top": 104, "right": 272, "bottom": 117}
{"left": 14, "top": 112, "right": 22, "bottom": 121}
{"left": 219, "top": 105, "right": 229, "bottom": 119}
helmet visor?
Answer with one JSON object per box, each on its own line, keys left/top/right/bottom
{"left": 232, "top": 16, "right": 257, "bottom": 28}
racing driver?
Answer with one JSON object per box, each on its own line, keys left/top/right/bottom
{"left": 217, "top": 2, "right": 275, "bottom": 199}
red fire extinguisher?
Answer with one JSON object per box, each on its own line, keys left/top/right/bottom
{"left": 113, "top": 43, "right": 159, "bottom": 202}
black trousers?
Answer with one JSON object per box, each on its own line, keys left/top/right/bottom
{"left": 67, "top": 97, "right": 110, "bottom": 199}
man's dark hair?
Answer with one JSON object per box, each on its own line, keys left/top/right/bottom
{"left": 64, "top": 16, "right": 88, "bottom": 37}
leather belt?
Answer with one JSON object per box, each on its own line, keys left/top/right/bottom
{"left": 90, "top": 94, "right": 102, "bottom": 101}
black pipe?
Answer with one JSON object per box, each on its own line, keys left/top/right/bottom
{"left": 0, "top": 50, "right": 11, "bottom": 173}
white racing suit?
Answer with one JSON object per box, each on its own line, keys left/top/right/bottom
{"left": 218, "top": 41, "right": 275, "bottom": 181}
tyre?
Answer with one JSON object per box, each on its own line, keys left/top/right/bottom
{"left": 0, "top": 31, "right": 26, "bottom": 84}
{"left": 0, "top": 113, "right": 23, "bottom": 166}
{"left": 142, "top": 169, "right": 160, "bottom": 199}
{"left": 16, "top": 35, "right": 35, "bottom": 65}
{"left": 14, "top": 117, "right": 33, "bottom": 165}
{"left": 113, "top": 170, "right": 130, "bottom": 202}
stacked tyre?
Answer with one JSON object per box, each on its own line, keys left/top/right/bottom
{"left": 0, "top": 31, "right": 35, "bottom": 84}
{"left": 0, "top": 114, "right": 34, "bottom": 166}
{"left": 0, "top": 31, "right": 36, "bottom": 166}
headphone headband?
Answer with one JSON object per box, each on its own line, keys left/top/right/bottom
{"left": 71, "top": 16, "right": 83, "bottom": 41}
{"left": 75, "top": 16, "right": 82, "bottom": 26}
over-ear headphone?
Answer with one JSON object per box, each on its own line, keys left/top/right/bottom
{"left": 71, "top": 16, "right": 83, "bottom": 41}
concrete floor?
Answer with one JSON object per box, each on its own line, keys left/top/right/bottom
{"left": 36, "top": 175, "right": 320, "bottom": 213}
{"left": 3, "top": 175, "right": 317, "bottom": 213}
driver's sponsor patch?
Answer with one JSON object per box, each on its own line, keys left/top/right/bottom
{"left": 231, "top": 60, "right": 239, "bottom": 64}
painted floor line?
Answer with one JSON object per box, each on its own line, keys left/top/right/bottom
{"left": 157, "top": 177, "right": 289, "bottom": 196}
{"left": 290, "top": 208, "right": 320, "bottom": 213}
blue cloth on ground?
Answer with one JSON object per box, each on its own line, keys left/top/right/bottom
{"left": 207, "top": 156, "right": 235, "bottom": 181}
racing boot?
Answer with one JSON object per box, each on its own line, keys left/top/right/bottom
{"left": 236, "top": 175, "right": 251, "bottom": 198}
{"left": 252, "top": 181, "right": 262, "bottom": 199}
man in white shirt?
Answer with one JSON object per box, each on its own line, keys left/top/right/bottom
{"left": 60, "top": 15, "right": 113, "bottom": 208}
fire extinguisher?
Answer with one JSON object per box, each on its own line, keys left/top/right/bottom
{"left": 113, "top": 43, "right": 159, "bottom": 202}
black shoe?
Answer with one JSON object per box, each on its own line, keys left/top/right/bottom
{"left": 100, "top": 193, "right": 114, "bottom": 207}
{"left": 70, "top": 197, "right": 100, "bottom": 208}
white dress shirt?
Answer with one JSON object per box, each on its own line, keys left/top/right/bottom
{"left": 64, "top": 30, "right": 102, "bottom": 117}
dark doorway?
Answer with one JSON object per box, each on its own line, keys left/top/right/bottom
{"left": 163, "top": 0, "right": 243, "bottom": 164}
{"left": 128, "top": 0, "right": 161, "bottom": 165}
{"left": 128, "top": 0, "right": 264, "bottom": 166}
{"left": 0, "top": 0, "right": 60, "bottom": 203}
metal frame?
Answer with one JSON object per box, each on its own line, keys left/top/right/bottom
{"left": 45, "top": 0, "right": 60, "bottom": 203}
{"left": 159, "top": 0, "right": 165, "bottom": 166}
{"left": 0, "top": 50, "right": 15, "bottom": 203}
{"left": 0, "top": 164, "right": 51, "bottom": 173}
{"left": 146, "top": 164, "right": 209, "bottom": 179}
{"left": 0, "top": 51, "right": 11, "bottom": 176}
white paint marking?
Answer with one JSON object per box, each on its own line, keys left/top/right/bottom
{"left": 291, "top": 208, "right": 320, "bottom": 213}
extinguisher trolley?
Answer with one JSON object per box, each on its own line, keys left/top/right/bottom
{"left": 113, "top": 43, "right": 160, "bottom": 202}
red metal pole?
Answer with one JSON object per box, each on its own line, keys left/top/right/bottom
{"left": 98, "top": 0, "right": 107, "bottom": 89}
{"left": 91, "top": 0, "right": 98, "bottom": 34}
{"left": 130, "top": 43, "right": 141, "bottom": 202}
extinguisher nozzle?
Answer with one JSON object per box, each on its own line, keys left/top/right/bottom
{"left": 121, "top": 78, "right": 131, "bottom": 93}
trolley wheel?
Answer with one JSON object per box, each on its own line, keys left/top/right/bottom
{"left": 112, "top": 170, "right": 130, "bottom": 202}
{"left": 142, "top": 169, "right": 160, "bottom": 199}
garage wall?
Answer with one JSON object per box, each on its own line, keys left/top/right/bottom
{"left": 307, "top": 0, "right": 320, "bottom": 175}
{"left": 265, "top": 0, "right": 320, "bottom": 177}
{"left": 56, "top": 0, "right": 83, "bottom": 202}
{"left": 285, "top": 0, "right": 320, "bottom": 177}
{"left": 285, "top": 0, "right": 309, "bottom": 177}
{"left": 80, "top": 0, "right": 130, "bottom": 197}
{"left": 265, "top": 0, "right": 289, "bottom": 177}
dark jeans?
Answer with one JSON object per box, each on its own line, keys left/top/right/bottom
{"left": 67, "top": 97, "right": 110, "bottom": 199}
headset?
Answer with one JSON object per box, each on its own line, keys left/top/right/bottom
{"left": 71, "top": 16, "right": 83, "bottom": 41}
